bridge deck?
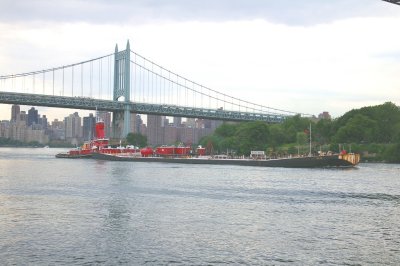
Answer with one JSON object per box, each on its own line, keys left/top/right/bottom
{"left": 0, "top": 92, "right": 287, "bottom": 123}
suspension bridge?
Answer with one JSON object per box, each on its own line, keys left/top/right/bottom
{"left": 0, "top": 41, "right": 307, "bottom": 138}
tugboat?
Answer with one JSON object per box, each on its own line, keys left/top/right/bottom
{"left": 55, "top": 118, "right": 139, "bottom": 159}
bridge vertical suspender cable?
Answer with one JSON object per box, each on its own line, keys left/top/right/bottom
{"left": 71, "top": 65, "right": 74, "bottom": 97}
{"left": 52, "top": 69, "right": 55, "bottom": 96}
{"left": 90, "top": 61, "right": 93, "bottom": 98}
{"left": 32, "top": 73, "right": 35, "bottom": 94}
{"left": 62, "top": 66, "right": 64, "bottom": 96}
{"left": 81, "top": 64, "right": 83, "bottom": 97}
{"left": 99, "top": 59, "right": 101, "bottom": 99}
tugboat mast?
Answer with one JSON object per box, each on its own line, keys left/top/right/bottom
{"left": 309, "top": 123, "right": 312, "bottom": 157}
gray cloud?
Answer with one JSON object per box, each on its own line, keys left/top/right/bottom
{"left": 0, "top": 0, "right": 397, "bottom": 25}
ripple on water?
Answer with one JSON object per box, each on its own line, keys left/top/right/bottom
{"left": 0, "top": 149, "right": 400, "bottom": 264}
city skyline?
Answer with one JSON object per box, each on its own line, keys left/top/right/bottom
{"left": 0, "top": 104, "right": 223, "bottom": 146}
{"left": 0, "top": 105, "right": 213, "bottom": 128}
{"left": 1, "top": 1, "right": 399, "bottom": 120}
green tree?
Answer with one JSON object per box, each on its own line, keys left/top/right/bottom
{"left": 282, "top": 115, "right": 312, "bottom": 143}
{"left": 373, "top": 102, "right": 400, "bottom": 142}
{"left": 394, "top": 122, "right": 400, "bottom": 142}
{"left": 315, "top": 118, "right": 333, "bottom": 144}
{"left": 383, "top": 143, "right": 400, "bottom": 163}
{"left": 214, "top": 123, "right": 239, "bottom": 138}
{"left": 296, "top": 132, "right": 308, "bottom": 145}
{"left": 333, "top": 102, "right": 400, "bottom": 143}
{"left": 234, "top": 121, "right": 270, "bottom": 155}
{"left": 196, "top": 102, "right": 400, "bottom": 160}
{"left": 219, "top": 136, "right": 238, "bottom": 153}
{"left": 126, "top": 133, "right": 147, "bottom": 147}
{"left": 199, "top": 135, "right": 222, "bottom": 154}
{"left": 333, "top": 114, "right": 377, "bottom": 143}
{"left": 268, "top": 124, "right": 286, "bottom": 148}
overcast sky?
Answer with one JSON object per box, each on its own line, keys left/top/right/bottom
{"left": 0, "top": 0, "right": 399, "bottom": 121}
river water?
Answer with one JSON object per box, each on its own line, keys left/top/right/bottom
{"left": 0, "top": 148, "right": 399, "bottom": 265}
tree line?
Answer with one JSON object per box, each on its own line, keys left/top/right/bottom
{"left": 3, "top": 102, "right": 399, "bottom": 162}
{"left": 198, "top": 102, "right": 400, "bottom": 163}
{"left": 0, "top": 138, "right": 43, "bottom": 147}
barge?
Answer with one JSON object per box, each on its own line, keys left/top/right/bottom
{"left": 56, "top": 118, "right": 360, "bottom": 168}
{"left": 91, "top": 152, "right": 360, "bottom": 168}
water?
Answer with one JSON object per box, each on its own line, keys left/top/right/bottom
{"left": 1, "top": 148, "right": 400, "bottom": 265}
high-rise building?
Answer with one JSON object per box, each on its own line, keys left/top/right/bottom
{"left": 173, "top": 117, "right": 182, "bottom": 127}
{"left": 27, "top": 107, "right": 39, "bottom": 126}
{"left": 145, "top": 115, "right": 223, "bottom": 146}
{"left": 11, "top": 105, "right": 20, "bottom": 122}
{"left": 179, "top": 126, "right": 196, "bottom": 145}
{"left": 136, "top": 115, "right": 143, "bottom": 134}
{"left": 129, "top": 114, "right": 144, "bottom": 134}
{"left": 50, "top": 119, "right": 65, "bottom": 140}
{"left": 0, "top": 120, "right": 10, "bottom": 138}
{"left": 10, "top": 122, "right": 26, "bottom": 142}
{"left": 40, "top": 115, "right": 48, "bottom": 129}
{"left": 147, "top": 115, "right": 164, "bottom": 146}
{"left": 17, "top": 111, "right": 27, "bottom": 125}
{"left": 185, "top": 118, "right": 196, "bottom": 128}
{"left": 164, "top": 126, "right": 178, "bottom": 145}
{"left": 64, "top": 112, "right": 82, "bottom": 141}
{"left": 82, "top": 113, "right": 96, "bottom": 141}
{"left": 25, "top": 127, "right": 49, "bottom": 144}
{"left": 318, "top": 111, "right": 331, "bottom": 120}
{"left": 205, "top": 119, "right": 223, "bottom": 130}
{"left": 51, "top": 119, "right": 64, "bottom": 129}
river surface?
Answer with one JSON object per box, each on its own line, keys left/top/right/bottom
{"left": 0, "top": 148, "right": 400, "bottom": 265}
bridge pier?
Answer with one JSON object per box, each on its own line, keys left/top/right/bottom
{"left": 113, "top": 40, "right": 131, "bottom": 139}
{"left": 123, "top": 103, "right": 131, "bottom": 137}
{"left": 112, "top": 111, "right": 124, "bottom": 139}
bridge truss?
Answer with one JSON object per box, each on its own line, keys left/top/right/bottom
{"left": 0, "top": 92, "right": 285, "bottom": 123}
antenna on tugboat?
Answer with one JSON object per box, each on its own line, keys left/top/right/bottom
{"left": 309, "top": 123, "right": 312, "bottom": 157}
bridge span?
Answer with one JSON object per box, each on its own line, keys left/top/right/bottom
{"left": 0, "top": 91, "right": 286, "bottom": 123}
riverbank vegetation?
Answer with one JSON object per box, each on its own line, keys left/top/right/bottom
{"left": 0, "top": 138, "right": 75, "bottom": 148}
{"left": 0, "top": 137, "right": 43, "bottom": 147}
{"left": 199, "top": 102, "right": 400, "bottom": 163}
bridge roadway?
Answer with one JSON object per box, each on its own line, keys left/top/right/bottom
{"left": 0, "top": 91, "right": 286, "bottom": 123}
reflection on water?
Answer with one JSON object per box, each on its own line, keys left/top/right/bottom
{"left": 1, "top": 148, "right": 400, "bottom": 264}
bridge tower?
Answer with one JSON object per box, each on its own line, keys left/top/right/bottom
{"left": 112, "top": 41, "right": 131, "bottom": 139}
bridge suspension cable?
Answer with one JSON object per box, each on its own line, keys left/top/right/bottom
{"left": 0, "top": 47, "right": 311, "bottom": 120}
{"left": 0, "top": 53, "right": 114, "bottom": 101}
{"left": 0, "top": 54, "right": 113, "bottom": 79}
{"left": 130, "top": 51, "right": 311, "bottom": 117}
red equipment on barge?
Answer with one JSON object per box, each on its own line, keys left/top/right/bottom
{"left": 155, "top": 145, "right": 191, "bottom": 157}
{"left": 154, "top": 145, "right": 206, "bottom": 157}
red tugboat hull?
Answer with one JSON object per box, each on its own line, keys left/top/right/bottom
{"left": 55, "top": 153, "right": 93, "bottom": 159}
{"left": 55, "top": 119, "right": 140, "bottom": 158}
